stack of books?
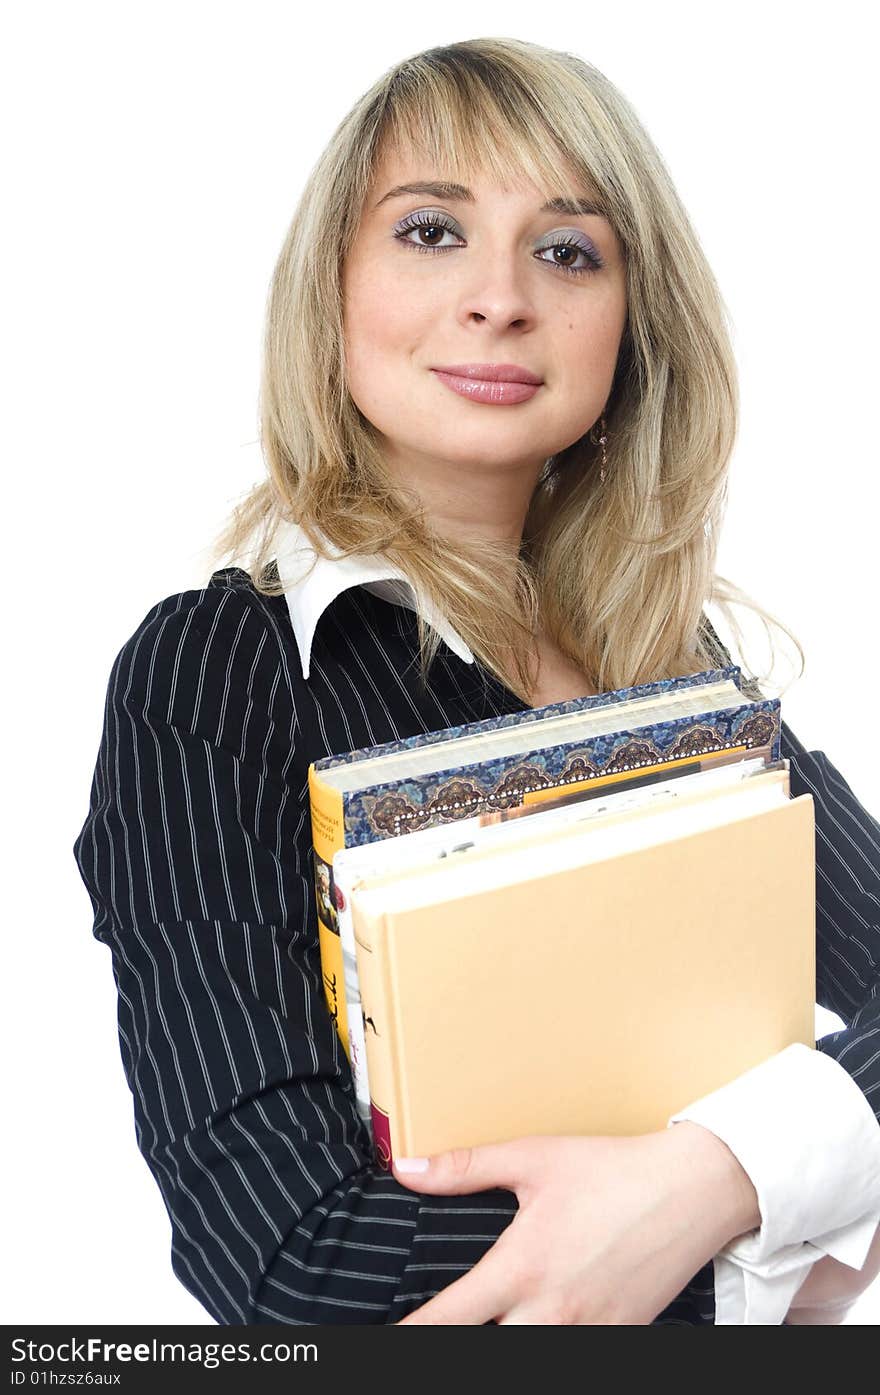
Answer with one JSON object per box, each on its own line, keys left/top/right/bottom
{"left": 307, "top": 665, "right": 816, "bottom": 1170}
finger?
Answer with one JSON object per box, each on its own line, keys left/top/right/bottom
{"left": 392, "top": 1138, "right": 538, "bottom": 1196}
{"left": 396, "top": 1244, "right": 517, "bottom": 1325}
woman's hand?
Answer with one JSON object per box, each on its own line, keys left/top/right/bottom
{"left": 392, "top": 1123, "right": 760, "bottom": 1325}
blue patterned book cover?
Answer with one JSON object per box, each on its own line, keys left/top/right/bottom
{"left": 346, "top": 697, "right": 779, "bottom": 844}
{"left": 315, "top": 665, "right": 781, "bottom": 845}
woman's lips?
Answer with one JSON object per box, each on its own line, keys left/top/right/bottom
{"left": 430, "top": 369, "right": 541, "bottom": 404}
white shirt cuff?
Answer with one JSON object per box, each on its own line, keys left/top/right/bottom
{"left": 667, "top": 1042, "right": 880, "bottom": 1323}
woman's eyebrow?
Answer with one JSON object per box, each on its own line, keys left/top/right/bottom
{"left": 373, "top": 180, "right": 604, "bottom": 218}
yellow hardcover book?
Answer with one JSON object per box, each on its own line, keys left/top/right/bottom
{"left": 309, "top": 744, "right": 756, "bottom": 1062}
{"left": 350, "top": 773, "right": 815, "bottom": 1167}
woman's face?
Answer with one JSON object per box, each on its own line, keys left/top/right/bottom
{"left": 342, "top": 144, "right": 628, "bottom": 486}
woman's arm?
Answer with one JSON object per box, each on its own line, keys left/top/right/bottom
{"left": 784, "top": 721, "right": 880, "bottom": 1125}
{"left": 693, "top": 617, "right": 880, "bottom": 1319}
{"left": 73, "top": 579, "right": 526, "bottom": 1325}
{"left": 660, "top": 722, "right": 880, "bottom": 1322}
{"left": 779, "top": 725, "right": 880, "bottom": 1323}
{"left": 394, "top": 711, "right": 880, "bottom": 1325}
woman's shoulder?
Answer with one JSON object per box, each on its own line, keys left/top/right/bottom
{"left": 119, "top": 565, "right": 285, "bottom": 644}
{"left": 107, "top": 566, "right": 299, "bottom": 719}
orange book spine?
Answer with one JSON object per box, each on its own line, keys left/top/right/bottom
{"left": 307, "top": 763, "right": 349, "bottom": 1055}
{"left": 519, "top": 744, "right": 753, "bottom": 809}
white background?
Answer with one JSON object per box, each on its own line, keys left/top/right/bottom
{"left": 4, "top": 1, "right": 878, "bottom": 1325}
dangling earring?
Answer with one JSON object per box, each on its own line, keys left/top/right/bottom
{"left": 589, "top": 416, "right": 608, "bottom": 483}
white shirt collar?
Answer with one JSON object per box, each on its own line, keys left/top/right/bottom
{"left": 270, "top": 519, "right": 475, "bottom": 679}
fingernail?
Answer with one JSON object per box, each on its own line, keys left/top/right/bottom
{"left": 395, "top": 1156, "right": 429, "bottom": 1172}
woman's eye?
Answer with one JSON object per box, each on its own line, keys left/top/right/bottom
{"left": 393, "top": 212, "right": 462, "bottom": 252}
{"left": 535, "top": 238, "right": 603, "bottom": 277}
{"left": 392, "top": 213, "right": 603, "bottom": 277}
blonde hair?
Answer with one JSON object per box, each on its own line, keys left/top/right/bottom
{"left": 209, "top": 36, "right": 803, "bottom": 702}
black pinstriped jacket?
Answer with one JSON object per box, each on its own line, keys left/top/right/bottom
{"left": 73, "top": 566, "right": 880, "bottom": 1324}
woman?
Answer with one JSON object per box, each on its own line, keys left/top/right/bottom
{"left": 72, "top": 38, "right": 880, "bottom": 1325}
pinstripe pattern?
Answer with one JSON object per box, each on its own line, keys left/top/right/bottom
{"left": 73, "top": 568, "right": 880, "bottom": 1325}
